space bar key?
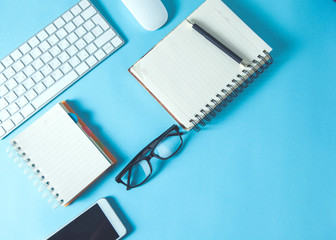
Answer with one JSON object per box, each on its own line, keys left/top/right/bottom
{"left": 31, "top": 71, "right": 79, "bottom": 109}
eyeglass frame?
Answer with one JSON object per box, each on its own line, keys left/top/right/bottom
{"left": 115, "top": 124, "right": 186, "bottom": 190}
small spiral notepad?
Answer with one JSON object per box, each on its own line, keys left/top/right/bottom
{"left": 7, "top": 101, "right": 116, "bottom": 208}
{"left": 129, "top": 0, "right": 273, "bottom": 131}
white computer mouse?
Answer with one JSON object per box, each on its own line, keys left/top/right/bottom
{"left": 121, "top": 0, "right": 168, "bottom": 31}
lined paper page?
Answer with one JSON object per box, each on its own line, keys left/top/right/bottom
{"left": 130, "top": 0, "right": 272, "bottom": 130}
{"left": 13, "top": 104, "right": 111, "bottom": 205}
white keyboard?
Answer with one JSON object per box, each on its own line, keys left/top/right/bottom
{"left": 0, "top": 0, "right": 124, "bottom": 139}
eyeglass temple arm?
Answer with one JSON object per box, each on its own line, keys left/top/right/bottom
{"left": 167, "top": 131, "right": 187, "bottom": 137}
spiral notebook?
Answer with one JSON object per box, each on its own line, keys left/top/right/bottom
{"left": 7, "top": 101, "right": 116, "bottom": 208}
{"left": 129, "top": 0, "right": 273, "bottom": 131}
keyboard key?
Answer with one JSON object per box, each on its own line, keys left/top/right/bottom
{"left": 0, "top": 74, "right": 7, "bottom": 84}
{"left": 0, "top": 85, "right": 9, "bottom": 96}
{"left": 11, "top": 112, "right": 24, "bottom": 125}
{"left": 54, "top": 17, "right": 65, "bottom": 29}
{"left": 19, "top": 43, "right": 31, "bottom": 55}
{"left": 56, "top": 28, "right": 67, "bottom": 39}
{"left": 86, "top": 43, "right": 97, "bottom": 54}
{"left": 83, "top": 32, "right": 94, "bottom": 44}
{"left": 69, "top": 56, "right": 80, "bottom": 67}
{"left": 95, "top": 29, "right": 115, "bottom": 48}
{"left": 82, "top": 6, "right": 96, "bottom": 20}
{"left": 16, "top": 96, "right": 28, "bottom": 108}
{"left": 79, "top": 0, "right": 90, "bottom": 10}
{"left": 14, "top": 85, "right": 27, "bottom": 96}
{"left": 0, "top": 109, "right": 10, "bottom": 122}
{"left": 75, "top": 26, "right": 87, "bottom": 38}
{"left": 86, "top": 56, "right": 97, "bottom": 67}
{"left": 94, "top": 49, "right": 106, "bottom": 61}
{"left": 43, "top": 76, "right": 55, "bottom": 87}
{"left": 83, "top": 19, "right": 94, "bottom": 31}
{"left": 7, "top": 103, "right": 19, "bottom": 115}
{"left": 21, "top": 54, "right": 33, "bottom": 65}
{"left": 23, "top": 78, "right": 35, "bottom": 89}
{"left": 45, "top": 24, "right": 57, "bottom": 35}
{"left": 66, "top": 32, "right": 78, "bottom": 44}
{"left": 47, "top": 35, "right": 59, "bottom": 46}
{"left": 71, "top": 5, "right": 82, "bottom": 16}
{"left": 30, "top": 48, "right": 42, "bottom": 58}
{"left": 28, "top": 36, "right": 40, "bottom": 48}
{"left": 73, "top": 15, "right": 84, "bottom": 27}
{"left": 65, "top": 22, "right": 76, "bottom": 33}
{"left": 12, "top": 60, "right": 24, "bottom": 72}
{"left": 5, "top": 91, "right": 18, "bottom": 103}
{"left": 4, "top": 67, "right": 16, "bottom": 79}
{"left": 67, "top": 45, "right": 78, "bottom": 56}
{"left": 49, "top": 58, "right": 61, "bottom": 69}
{"left": 92, "top": 14, "right": 109, "bottom": 30}
{"left": 62, "top": 11, "right": 74, "bottom": 22}
{"left": 75, "top": 39, "right": 87, "bottom": 50}
{"left": 51, "top": 69, "right": 63, "bottom": 80}
{"left": 58, "top": 39, "right": 70, "bottom": 50}
{"left": 32, "top": 71, "right": 78, "bottom": 109}
{"left": 92, "top": 26, "right": 103, "bottom": 37}
{"left": 26, "top": 89, "right": 37, "bottom": 101}
{"left": 23, "top": 66, "right": 35, "bottom": 77}
{"left": 20, "top": 104, "right": 35, "bottom": 118}
{"left": 2, "top": 56, "right": 14, "bottom": 68}
{"left": 2, "top": 119, "right": 15, "bottom": 132}
{"left": 14, "top": 72, "right": 27, "bottom": 83}
{"left": 39, "top": 41, "right": 51, "bottom": 52}
{"left": 34, "top": 82, "right": 46, "bottom": 94}
{"left": 77, "top": 49, "right": 89, "bottom": 61}
{"left": 40, "top": 65, "right": 52, "bottom": 76}
{"left": 41, "top": 52, "right": 53, "bottom": 63}
{"left": 0, "top": 63, "right": 4, "bottom": 72}
{"left": 103, "top": 42, "right": 114, "bottom": 54}
{"left": 31, "top": 71, "right": 44, "bottom": 82}
{"left": 58, "top": 52, "right": 70, "bottom": 63}
{"left": 75, "top": 62, "right": 89, "bottom": 75}
{"left": 6, "top": 79, "right": 18, "bottom": 90}
{"left": 32, "top": 59, "right": 44, "bottom": 70}
{"left": 37, "top": 30, "right": 48, "bottom": 41}
{"left": 11, "top": 50, "right": 23, "bottom": 61}
{"left": 0, "top": 98, "right": 9, "bottom": 110}
{"left": 50, "top": 46, "right": 61, "bottom": 57}
{"left": 60, "top": 63, "right": 72, "bottom": 74}
{"left": 111, "top": 36, "right": 123, "bottom": 47}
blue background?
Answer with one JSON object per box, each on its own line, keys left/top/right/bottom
{"left": 0, "top": 0, "right": 335, "bottom": 239}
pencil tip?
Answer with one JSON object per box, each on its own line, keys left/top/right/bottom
{"left": 186, "top": 19, "right": 193, "bottom": 25}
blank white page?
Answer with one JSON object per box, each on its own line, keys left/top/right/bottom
{"left": 12, "top": 104, "right": 112, "bottom": 205}
{"left": 130, "top": 0, "right": 272, "bottom": 130}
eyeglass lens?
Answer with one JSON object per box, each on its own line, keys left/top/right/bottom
{"left": 154, "top": 129, "right": 182, "bottom": 159}
{"left": 122, "top": 160, "right": 151, "bottom": 187}
{"left": 122, "top": 129, "right": 183, "bottom": 188}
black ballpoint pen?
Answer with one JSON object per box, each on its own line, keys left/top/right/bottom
{"left": 186, "top": 19, "right": 248, "bottom": 67}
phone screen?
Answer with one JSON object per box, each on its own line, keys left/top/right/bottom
{"left": 48, "top": 204, "right": 119, "bottom": 240}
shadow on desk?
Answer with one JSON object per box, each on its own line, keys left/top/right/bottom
{"left": 106, "top": 196, "right": 135, "bottom": 239}
{"left": 161, "top": 0, "right": 178, "bottom": 24}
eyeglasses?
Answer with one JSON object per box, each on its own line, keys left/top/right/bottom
{"left": 115, "top": 124, "right": 186, "bottom": 190}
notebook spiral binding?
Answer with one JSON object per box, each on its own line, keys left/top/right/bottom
{"left": 6, "top": 141, "right": 64, "bottom": 209}
{"left": 189, "top": 50, "right": 273, "bottom": 132}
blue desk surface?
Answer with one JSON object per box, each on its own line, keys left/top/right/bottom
{"left": 1, "top": 0, "right": 336, "bottom": 239}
